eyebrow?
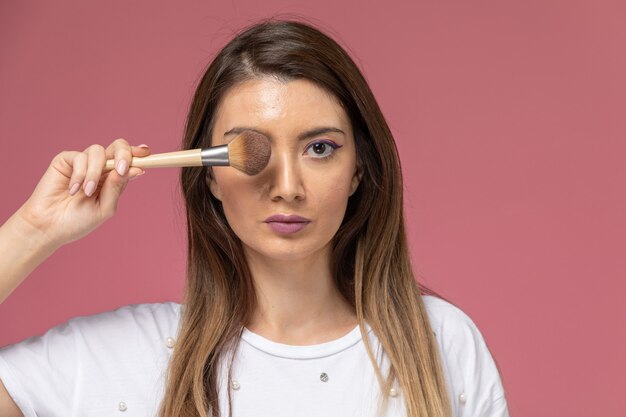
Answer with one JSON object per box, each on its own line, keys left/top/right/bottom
{"left": 224, "top": 126, "right": 345, "bottom": 141}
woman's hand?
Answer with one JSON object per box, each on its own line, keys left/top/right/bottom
{"left": 0, "top": 138, "right": 149, "bottom": 303}
{"left": 16, "top": 138, "right": 150, "bottom": 249}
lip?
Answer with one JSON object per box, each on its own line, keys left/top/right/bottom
{"left": 264, "top": 214, "right": 311, "bottom": 223}
{"left": 264, "top": 214, "right": 311, "bottom": 234}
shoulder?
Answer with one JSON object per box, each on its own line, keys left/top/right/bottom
{"left": 0, "top": 302, "right": 183, "bottom": 416}
{"left": 66, "top": 301, "right": 182, "bottom": 336}
{"left": 422, "top": 294, "right": 501, "bottom": 356}
{"left": 421, "top": 294, "right": 496, "bottom": 363}
{"left": 1, "top": 302, "right": 182, "bottom": 362}
{"left": 421, "top": 295, "right": 509, "bottom": 415}
{"left": 63, "top": 301, "right": 183, "bottom": 356}
{"left": 421, "top": 295, "right": 481, "bottom": 340}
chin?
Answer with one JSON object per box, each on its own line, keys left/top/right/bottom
{"left": 243, "top": 239, "right": 332, "bottom": 264}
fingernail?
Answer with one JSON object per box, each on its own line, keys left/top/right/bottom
{"left": 69, "top": 183, "right": 80, "bottom": 196}
{"left": 116, "top": 159, "right": 128, "bottom": 176}
{"left": 130, "top": 170, "right": 146, "bottom": 181}
{"left": 138, "top": 144, "right": 149, "bottom": 149}
{"left": 85, "top": 180, "right": 96, "bottom": 196}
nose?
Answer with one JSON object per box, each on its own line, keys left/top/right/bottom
{"left": 267, "top": 149, "right": 305, "bottom": 202}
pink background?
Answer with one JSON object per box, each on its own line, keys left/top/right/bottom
{"left": 1, "top": 1, "right": 625, "bottom": 416}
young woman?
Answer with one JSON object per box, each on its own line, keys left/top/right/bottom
{"left": 0, "top": 19, "right": 509, "bottom": 417}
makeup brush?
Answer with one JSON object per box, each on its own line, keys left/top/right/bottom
{"left": 104, "top": 131, "right": 271, "bottom": 175}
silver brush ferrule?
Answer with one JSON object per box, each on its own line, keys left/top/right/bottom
{"left": 200, "top": 144, "right": 229, "bottom": 166}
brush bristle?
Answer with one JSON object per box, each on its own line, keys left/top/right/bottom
{"left": 227, "top": 131, "right": 272, "bottom": 175}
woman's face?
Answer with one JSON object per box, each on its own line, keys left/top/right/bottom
{"left": 207, "top": 77, "right": 360, "bottom": 264}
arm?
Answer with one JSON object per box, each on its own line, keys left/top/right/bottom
{"left": 0, "top": 378, "right": 23, "bottom": 417}
{"left": 0, "top": 141, "right": 149, "bottom": 304}
{"left": 0, "top": 208, "right": 59, "bottom": 304}
{"left": 0, "top": 140, "right": 150, "bottom": 416}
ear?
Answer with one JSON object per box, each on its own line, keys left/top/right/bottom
{"left": 206, "top": 169, "right": 222, "bottom": 201}
{"left": 349, "top": 164, "right": 363, "bottom": 196}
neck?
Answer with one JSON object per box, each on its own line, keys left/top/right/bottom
{"left": 244, "top": 245, "right": 356, "bottom": 345}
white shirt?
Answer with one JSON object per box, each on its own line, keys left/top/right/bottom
{"left": 0, "top": 295, "right": 509, "bottom": 417}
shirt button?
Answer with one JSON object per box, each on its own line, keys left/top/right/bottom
{"left": 389, "top": 388, "right": 398, "bottom": 397}
{"left": 118, "top": 401, "right": 127, "bottom": 412}
{"left": 231, "top": 380, "right": 241, "bottom": 390}
{"left": 166, "top": 337, "right": 175, "bottom": 348}
{"left": 459, "top": 393, "right": 467, "bottom": 404}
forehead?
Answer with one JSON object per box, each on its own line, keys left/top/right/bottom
{"left": 212, "top": 77, "right": 351, "bottom": 137}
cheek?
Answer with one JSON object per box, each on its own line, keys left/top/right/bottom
{"left": 220, "top": 194, "right": 257, "bottom": 245}
{"left": 213, "top": 166, "right": 265, "bottom": 196}
{"left": 212, "top": 169, "right": 261, "bottom": 228}
{"left": 310, "top": 168, "right": 355, "bottom": 221}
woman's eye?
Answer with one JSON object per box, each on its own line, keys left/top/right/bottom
{"left": 304, "top": 140, "right": 341, "bottom": 158}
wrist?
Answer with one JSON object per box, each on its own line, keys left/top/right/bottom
{"left": 8, "top": 206, "right": 62, "bottom": 254}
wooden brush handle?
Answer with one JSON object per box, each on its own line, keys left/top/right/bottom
{"left": 105, "top": 148, "right": 203, "bottom": 170}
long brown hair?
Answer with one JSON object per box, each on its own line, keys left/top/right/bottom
{"left": 159, "top": 18, "right": 453, "bottom": 417}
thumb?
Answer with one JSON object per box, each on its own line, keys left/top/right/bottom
{"left": 98, "top": 168, "right": 143, "bottom": 216}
